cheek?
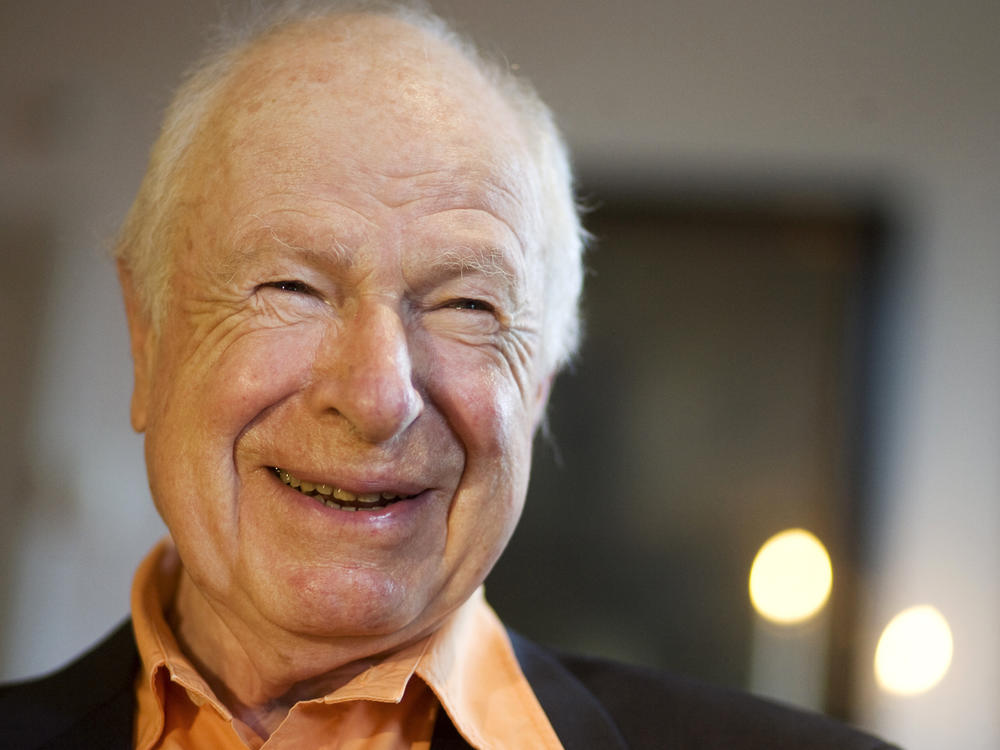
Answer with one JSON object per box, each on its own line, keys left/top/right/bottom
{"left": 428, "top": 351, "right": 537, "bottom": 525}
{"left": 419, "top": 327, "right": 539, "bottom": 462}
{"left": 145, "top": 324, "right": 325, "bottom": 578}
{"left": 219, "top": 337, "right": 315, "bottom": 424}
{"left": 435, "top": 365, "right": 534, "bottom": 589}
{"left": 441, "top": 369, "right": 527, "bottom": 456}
{"left": 145, "top": 325, "right": 322, "bottom": 502}
{"left": 195, "top": 327, "right": 320, "bottom": 433}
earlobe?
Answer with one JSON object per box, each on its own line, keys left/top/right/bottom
{"left": 117, "top": 261, "right": 154, "bottom": 433}
{"left": 130, "top": 361, "right": 151, "bottom": 433}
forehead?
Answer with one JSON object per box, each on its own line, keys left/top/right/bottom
{"left": 182, "top": 16, "right": 538, "bottom": 226}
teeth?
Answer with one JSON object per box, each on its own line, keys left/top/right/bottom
{"left": 273, "top": 467, "right": 413, "bottom": 512}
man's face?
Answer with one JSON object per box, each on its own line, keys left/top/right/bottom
{"left": 126, "top": 22, "right": 550, "bottom": 648}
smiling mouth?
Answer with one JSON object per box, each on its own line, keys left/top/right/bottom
{"left": 272, "top": 467, "right": 415, "bottom": 511}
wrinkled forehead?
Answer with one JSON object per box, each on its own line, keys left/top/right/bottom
{"left": 176, "top": 14, "right": 544, "bottom": 270}
{"left": 191, "top": 16, "right": 536, "bottom": 201}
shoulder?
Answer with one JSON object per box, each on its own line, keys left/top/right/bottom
{"left": 510, "top": 632, "right": 900, "bottom": 750}
{"left": 562, "top": 651, "right": 896, "bottom": 750}
{"left": 0, "top": 620, "right": 137, "bottom": 749}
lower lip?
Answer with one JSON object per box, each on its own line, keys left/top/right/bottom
{"left": 272, "top": 474, "right": 435, "bottom": 531}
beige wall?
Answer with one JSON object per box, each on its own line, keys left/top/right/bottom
{"left": 2, "top": 3, "right": 997, "bottom": 748}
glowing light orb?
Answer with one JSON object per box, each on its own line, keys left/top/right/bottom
{"left": 875, "top": 605, "right": 953, "bottom": 695}
{"left": 749, "top": 528, "right": 833, "bottom": 625}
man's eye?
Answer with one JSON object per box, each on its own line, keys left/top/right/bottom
{"left": 263, "top": 280, "right": 314, "bottom": 295}
{"left": 447, "top": 298, "right": 494, "bottom": 312}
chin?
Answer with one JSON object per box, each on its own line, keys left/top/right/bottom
{"left": 250, "top": 563, "right": 441, "bottom": 641}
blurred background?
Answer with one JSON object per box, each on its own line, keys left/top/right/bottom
{"left": 1, "top": 2, "right": 997, "bottom": 748}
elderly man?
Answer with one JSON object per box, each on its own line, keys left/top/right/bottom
{"left": 2, "top": 3, "right": 898, "bottom": 749}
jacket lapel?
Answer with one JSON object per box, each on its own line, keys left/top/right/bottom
{"left": 509, "top": 630, "right": 629, "bottom": 750}
{"left": 39, "top": 682, "right": 134, "bottom": 750}
{"left": 4, "top": 620, "right": 138, "bottom": 750}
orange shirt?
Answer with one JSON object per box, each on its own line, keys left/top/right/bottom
{"left": 132, "top": 540, "right": 563, "bottom": 749}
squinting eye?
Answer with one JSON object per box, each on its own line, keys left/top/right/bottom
{"left": 447, "top": 298, "right": 495, "bottom": 313}
{"left": 264, "top": 280, "right": 314, "bottom": 295}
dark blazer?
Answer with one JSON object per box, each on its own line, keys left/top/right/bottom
{"left": 1, "top": 621, "right": 898, "bottom": 749}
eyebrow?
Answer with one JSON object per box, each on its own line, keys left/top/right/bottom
{"left": 434, "top": 246, "right": 516, "bottom": 282}
{"left": 219, "top": 218, "right": 523, "bottom": 296}
{"left": 220, "top": 218, "right": 355, "bottom": 279}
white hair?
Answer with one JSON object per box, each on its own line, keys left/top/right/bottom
{"left": 114, "top": 0, "right": 586, "bottom": 373}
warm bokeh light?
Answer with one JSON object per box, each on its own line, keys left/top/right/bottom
{"left": 749, "top": 528, "right": 833, "bottom": 625}
{"left": 874, "top": 605, "right": 953, "bottom": 696}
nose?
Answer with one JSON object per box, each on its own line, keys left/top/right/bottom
{"left": 308, "top": 300, "right": 424, "bottom": 443}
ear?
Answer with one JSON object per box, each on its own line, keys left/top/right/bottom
{"left": 117, "top": 261, "right": 155, "bottom": 433}
{"left": 531, "top": 371, "right": 555, "bottom": 433}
